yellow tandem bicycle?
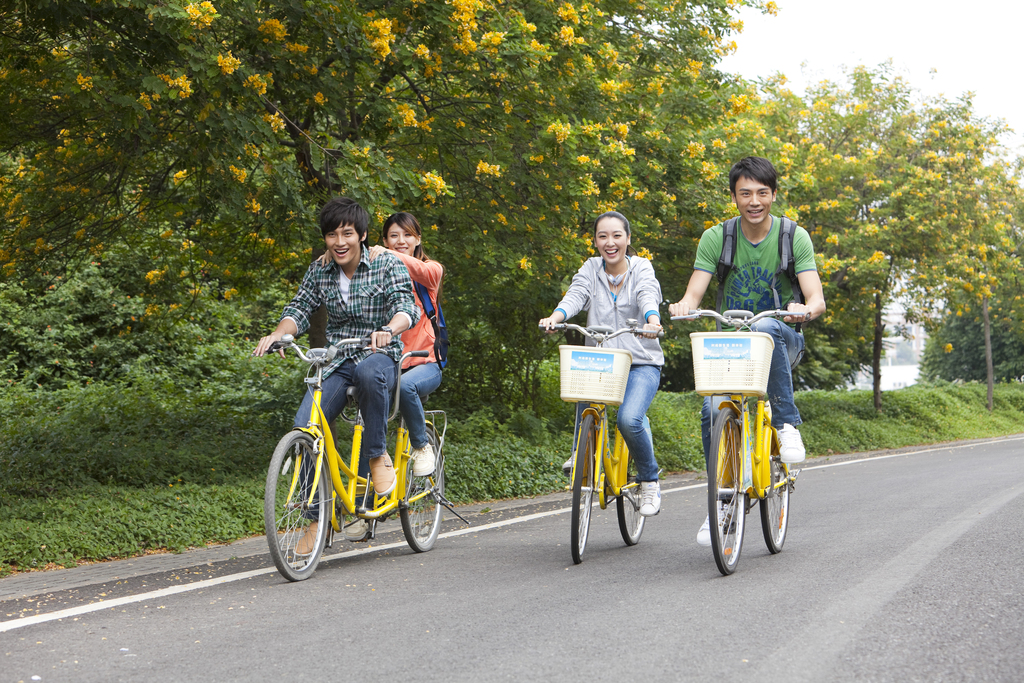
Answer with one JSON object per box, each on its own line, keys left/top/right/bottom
{"left": 672, "top": 309, "right": 804, "bottom": 575}
{"left": 262, "top": 334, "right": 465, "bottom": 581}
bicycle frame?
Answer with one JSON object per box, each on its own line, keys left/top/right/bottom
{"left": 714, "top": 395, "right": 790, "bottom": 502}
{"left": 573, "top": 403, "right": 640, "bottom": 509}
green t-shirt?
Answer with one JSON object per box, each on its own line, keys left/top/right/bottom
{"left": 693, "top": 215, "right": 817, "bottom": 313}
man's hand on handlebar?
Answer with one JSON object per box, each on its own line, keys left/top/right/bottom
{"left": 783, "top": 303, "right": 812, "bottom": 324}
{"left": 253, "top": 332, "right": 287, "bottom": 359}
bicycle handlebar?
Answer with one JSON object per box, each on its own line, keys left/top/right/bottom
{"left": 670, "top": 308, "right": 810, "bottom": 327}
{"left": 539, "top": 321, "right": 665, "bottom": 342}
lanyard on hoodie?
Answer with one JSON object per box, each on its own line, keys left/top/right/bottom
{"left": 603, "top": 257, "right": 629, "bottom": 302}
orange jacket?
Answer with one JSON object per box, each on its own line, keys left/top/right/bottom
{"left": 390, "top": 251, "right": 443, "bottom": 369}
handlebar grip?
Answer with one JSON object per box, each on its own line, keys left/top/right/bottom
{"left": 267, "top": 341, "right": 288, "bottom": 352}
{"left": 538, "top": 323, "right": 566, "bottom": 330}
{"left": 409, "top": 351, "right": 430, "bottom": 358}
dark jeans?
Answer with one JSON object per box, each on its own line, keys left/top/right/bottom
{"left": 293, "top": 354, "right": 397, "bottom": 517}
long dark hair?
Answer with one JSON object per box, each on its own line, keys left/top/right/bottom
{"left": 593, "top": 211, "right": 638, "bottom": 256}
{"left": 381, "top": 212, "right": 445, "bottom": 303}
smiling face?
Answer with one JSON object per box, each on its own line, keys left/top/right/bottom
{"left": 383, "top": 223, "right": 421, "bottom": 256}
{"left": 324, "top": 223, "right": 363, "bottom": 274}
{"left": 594, "top": 216, "right": 631, "bottom": 271}
{"left": 732, "top": 175, "right": 776, "bottom": 231}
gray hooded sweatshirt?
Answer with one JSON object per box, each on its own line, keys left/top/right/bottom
{"left": 554, "top": 256, "right": 664, "bottom": 367}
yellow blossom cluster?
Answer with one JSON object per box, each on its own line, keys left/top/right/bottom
{"left": 259, "top": 18, "right": 288, "bottom": 42}
{"left": 364, "top": 18, "right": 395, "bottom": 59}
{"left": 414, "top": 44, "right": 431, "bottom": 58}
{"left": 686, "top": 141, "right": 705, "bottom": 158}
{"left": 598, "top": 79, "right": 625, "bottom": 99}
{"left": 450, "top": 0, "right": 484, "bottom": 54}
{"left": 636, "top": 247, "right": 653, "bottom": 260}
{"left": 76, "top": 73, "right": 94, "bottom": 91}
{"left": 244, "top": 73, "right": 269, "bottom": 95}
{"left": 158, "top": 73, "right": 192, "bottom": 98}
{"left": 246, "top": 197, "right": 261, "bottom": 214}
{"left": 943, "top": 343, "right": 953, "bottom": 353}
{"left": 558, "top": 26, "right": 584, "bottom": 46}
{"left": 263, "top": 112, "right": 285, "bottom": 132}
{"left": 173, "top": 170, "right": 188, "bottom": 185}
{"left": 547, "top": 121, "right": 571, "bottom": 143}
{"left": 313, "top": 92, "right": 326, "bottom": 105}
{"left": 613, "top": 123, "right": 628, "bottom": 139}
{"left": 476, "top": 160, "right": 501, "bottom": 177}
{"left": 867, "top": 250, "right": 886, "bottom": 264}
{"left": 685, "top": 59, "right": 703, "bottom": 79}
{"left": 145, "top": 269, "right": 165, "bottom": 284}
{"left": 217, "top": 51, "right": 241, "bottom": 75}
{"left": 185, "top": 2, "right": 218, "bottom": 29}
{"left": 229, "top": 165, "right": 247, "bottom": 183}
{"left": 519, "top": 257, "right": 532, "bottom": 269}
{"left": 496, "top": 213, "right": 508, "bottom": 224}
{"left": 286, "top": 42, "right": 309, "bottom": 54}
{"left": 700, "top": 161, "right": 717, "bottom": 181}
{"left": 480, "top": 31, "right": 505, "bottom": 52}
{"left": 557, "top": 3, "right": 580, "bottom": 23}
{"left": 419, "top": 171, "right": 449, "bottom": 204}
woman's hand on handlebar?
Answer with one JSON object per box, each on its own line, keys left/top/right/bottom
{"left": 667, "top": 299, "right": 693, "bottom": 318}
{"left": 538, "top": 315, "right": 563, "bottom": 333}
{"left": 640, "top": 321, "right": 663, "bottom": 339}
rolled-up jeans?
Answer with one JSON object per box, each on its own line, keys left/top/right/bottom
{"left": 574, "top": 363, "right": 662, "bottom": 482}
{"left": 700, "top": 318, "right": 804, "bottom": 464}
{"left": 292, "top": 354, "right": 397, "bottom": 518}
{"left": 399, "top": 361, "right": 442, "bottom": 449}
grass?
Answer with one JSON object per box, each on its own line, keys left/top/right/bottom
{"left": 2, "top": 380, "right": 1021, "bottom": 573}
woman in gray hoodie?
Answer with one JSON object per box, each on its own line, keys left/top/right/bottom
{"left": 539, "top": 212, "right": 665, "bottom": 516}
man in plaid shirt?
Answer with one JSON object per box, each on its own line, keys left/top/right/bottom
{"left": 254, "top": 197, "right": 419, "bottom": 546}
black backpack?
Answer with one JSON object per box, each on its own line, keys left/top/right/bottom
{"left": 413, "top": 281, "right": 449, "bottom": 369}
{"left": 715, "top": 215, "right": 805, "bottom": 331}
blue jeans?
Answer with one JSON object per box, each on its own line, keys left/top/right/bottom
{"left": 399, "top": 362, "right": 442, "bottom": 449}
{"left": 700, "top": 318, "right": 805, "bottom": 464}
{"left": 293, "top": 354, "right": 397, "bottom": 460}
{"left": 575, "top": 363, "right": 661, "bottom": 482}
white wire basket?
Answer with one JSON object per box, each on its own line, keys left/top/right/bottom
{"left": 558, "top": 345, "right": 633, "bottom": 405}
{"left": 690, "top": 332, "right": 774, "bottom": 397}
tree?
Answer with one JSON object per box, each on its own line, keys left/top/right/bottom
{"left": 1, "top": 0, "right": 775, "bottom": 407}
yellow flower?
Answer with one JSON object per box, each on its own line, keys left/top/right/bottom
{"left": 285, "top": 42, "right": 309, "bottom": 54}
{"left": 636, "top": 247, "right": 653, "bottom": 260}
{"left": 556, "top": 3, "right": 580, "bottom": 24}
{"left": 185, "top": 2, "right": 218, "bottom": 29}
{"left": 138, "top": 92, "right": 152, "bottom": 110}
{"left": 364, "top": 18, "right": 395, "bottom": 58}
{"left": 519, "top": 256, "right": 531, "bottom": 270}
{"left": 414, "top": 44, "right": 431, "bottom": 59}
{"left": 476, "top": 160, "right": 502, "bottom": 177}
{"left": 258, "top": 18, "right": 288, "bottom": 42}
{"left": 558, "top": 26, "right": 579, "bottom": 46}
{"left": 943, "top": 343, "right": 953, "bottom": 353}
{"left": 314, "top": 92, "right": 326, "bottom": 105}
{"left": 547, "top": 121, "right": 571, "bottom": 143}
{"left": 173, "top": 170, "right": 189, "bottom": 185}
{"left": 576, "top": 155, "right": 591, "bottom": 164}
{"left": 685, "top": 59, "right": 703, "bottom": 79}
{"left": 613, "top": 123, "right": 628, "bottom": 139}
{"left": 229, "top": 165, "right": 247, "bottom": 183}
{"left": 419, "top": 171, "right": 450, "bottom": 204}
{"left": 246, "top": 197, "right": 261, "bottom": 214}
{"left": 145, "top": 269, "right": 164, "bottom": 284}
{"left": 686, "top": 141, "right": 706, "bottom": 158}
{"left": 158, "top": 73, "right": 193, "bottom": 98}
{"left": 76, "top": 73, "right": 93, "bottom": 91}
{"left": 217, "top": 51, "right": 241, "bottom": 75}
{"left": 263, "top": 112, "right": 285, "bottom": 132}
{"left": 496, "top": 213, "right": 508, "bottom": 225}
{"left": 244, "top": 74, "right": 268, "bottom": 96}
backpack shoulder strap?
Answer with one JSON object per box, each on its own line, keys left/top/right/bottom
{"left": 714, "top": 218, "right": 740, "bottom": 330}
{"left": 414, "top": 281, "right": 436, "bottom": 320}
{"left": 774, "top": 216, "right": 804, "bottom": 331}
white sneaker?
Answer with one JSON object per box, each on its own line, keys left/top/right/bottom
{"left": 410, "top": 443, "right": 435, "bottom": 476}
{"left": 343, "top": 518, "right": 370, "bottom": 541}
{"left": 562, "top": 456, "right": 574, "bottom": 476}
{"left": 696, "top": 515, "right": 711, "bottom": 546}
{"left": 639, "top": 481, "right": 661, "bottom": 517}
{"left": 778, "top": 423, "right": 806, "bottom": 464}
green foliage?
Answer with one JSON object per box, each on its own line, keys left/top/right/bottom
{"left": 921, "top": 312, "right": 1024, "bottom": 382}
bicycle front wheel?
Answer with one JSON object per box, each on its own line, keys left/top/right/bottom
{"left": 570, "top": 414, "right": 598, "bottom": 565}
{"left": 265, "top": 431, "right": 333, "bottom": 582}
{"left": 400, "top": 423, "right": 443, "bottom": 552}
{"left": 616, "top": 449, "right": 645, "bottom": 546}
{"left": 760, "top": 454, "right": 790, "bottom": 554}
{"left": 708, "top": 406, "right": 746, "bottom": 576}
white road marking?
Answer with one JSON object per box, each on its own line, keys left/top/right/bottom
{"left": 2, "top": 435, "right": 1020, "bottom": 633}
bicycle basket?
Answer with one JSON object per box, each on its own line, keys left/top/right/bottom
{"left": 690, "top": 332, "right": 774, "bottom": 397}
{"left": 558, "top": 345, "right": 632, "bottom": 405}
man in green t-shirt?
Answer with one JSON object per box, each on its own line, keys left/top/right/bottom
{"left": 668, "top": 156, "right": 826, "bottom": 547}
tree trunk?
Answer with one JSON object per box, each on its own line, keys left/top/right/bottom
{"left": 982, "top": 294, "right": 994, "bottom": 412}
{"left": 872, "top": 292, "right": 884, "bottom": 412}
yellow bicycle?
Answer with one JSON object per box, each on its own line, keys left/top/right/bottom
{"left": 545, "top": 320, "right": 661, "bottom": 565}
{"left": 262, "top": 334, "right": 464, "bottom": 581}
{"left": 672, "top": 309, "right": 803, "bottom": 575}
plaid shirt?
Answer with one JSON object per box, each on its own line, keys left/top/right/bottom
{"left": 280, "top": 249, "right": 420, "bottom": 376}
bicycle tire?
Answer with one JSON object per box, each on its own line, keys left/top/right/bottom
{"left": 708, "top": 406, "right": 746, "bottom": 576}
{"left": 570, "top": 414, "right": 597, "bottom": 565}
{"left": 400, "top": 423, "right": 443, "bottom": 552}
{"left": 264, "top": 431, "right": 332, "bottom": 582}
{"left": 616, "top": 448, "right": 645, "bottom": 546}
{"left": 759, "top": 454, "right": 790, "bottom": 554}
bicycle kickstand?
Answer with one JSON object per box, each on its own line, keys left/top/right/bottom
{"left": 433, "top": 490, "right": 471, "bottom": 526}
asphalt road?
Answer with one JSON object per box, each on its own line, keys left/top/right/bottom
{"left": 2, "top": 436, "right": 1022, "bottom": 683}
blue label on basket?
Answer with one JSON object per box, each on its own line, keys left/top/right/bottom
{"left": 570, "top": 350, "right": 615, "bottom": 373}
{"left": 703, "top": 338, "right": 751, "bottom": 360}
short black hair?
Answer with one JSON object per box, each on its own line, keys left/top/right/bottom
{"left": 319, "top": 196, "right": 369, "bottom": 240}
{"left": 593, "top": 211, "right": 630, "bottom": 235}
{"left": 729, "top": 156, "right": 777, "bottom": 194}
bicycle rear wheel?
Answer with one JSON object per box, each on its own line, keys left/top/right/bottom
{"left": 616, "top": 449, "right": 645, "bottom": 546}
{"left": 708, "top": 406, "right": 746, "bottom": 576}
{"left": 265, "top": 431, "right": 332, "bottom": 582}
{"left": 400, "top": 423, "right": 444, "bottom": 552}
{"left": 760, "top": 453, "right": 790, "bottom": 554}
{"left": 570, "top": 414, "right": 597, "bottom": 565}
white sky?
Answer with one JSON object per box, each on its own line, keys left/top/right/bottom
{"left": 719, "top": 0, "right": 1024, "bottom": 153}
